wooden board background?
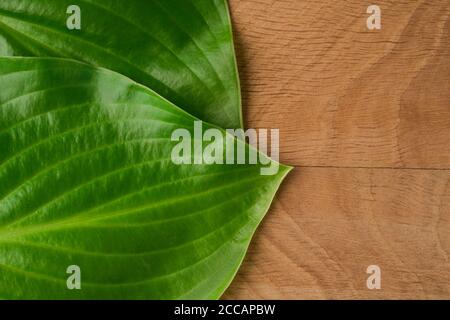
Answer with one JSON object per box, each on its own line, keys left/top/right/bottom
{"left": 223, "top": 0, "right": 450, "bottom": 299}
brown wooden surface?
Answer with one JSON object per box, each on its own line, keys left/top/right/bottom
{"left": 223, "top": 0, "right": 450, "bottom": 299}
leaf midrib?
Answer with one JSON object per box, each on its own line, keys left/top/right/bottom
{"left": 0, "top": 172, "right": 266, "bottom": 240}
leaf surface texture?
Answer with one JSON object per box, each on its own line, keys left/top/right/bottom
{"left": 0, "top": 57, "right": 290, "bottom": 299}
{"left": 0, "top": 0, "right": 242, "bottom": 128}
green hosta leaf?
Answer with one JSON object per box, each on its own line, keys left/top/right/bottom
{"left": 0, "top": 57, "right": 290, "bottom": 299}
{"left": 0, "top": 0, "right": 242, "bottom": 129}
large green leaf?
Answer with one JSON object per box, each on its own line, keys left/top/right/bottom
{"left": 0, "top": 57, "right": 290, "bottom": 299}
{"left": 0, "top": 0, "right": 242, "bottom": 129}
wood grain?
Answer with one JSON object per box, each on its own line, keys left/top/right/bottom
{"left": 230, "top": 0, "right": 450, "bottom": 168}
{"left": 223, "top": 0, "right": 450, "bottom": 299}
{"left": 224, "top": 168, "right": 450, "bottom": 299}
